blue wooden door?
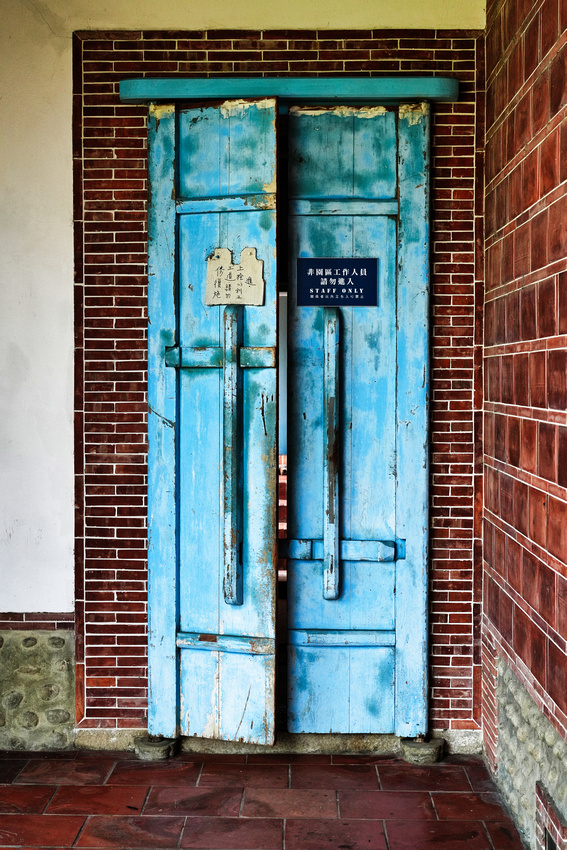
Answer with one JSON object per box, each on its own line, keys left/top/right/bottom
{"left": 147, "top": 98, "right": 429, "bottom": 744}
{"left": 147, "top": 99, "right": 278, "bottom": 744}
{"left": 286, "top": 105, "right": 430, "bottom": 737}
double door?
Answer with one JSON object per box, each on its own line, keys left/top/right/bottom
{"left": 147, "top": 98, "right": 429, "bottom": 745}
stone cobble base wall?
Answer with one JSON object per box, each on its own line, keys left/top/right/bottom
{"left": 0, "top": 630, "right": 75, "bottom": 750}
{"left": 497, "top": 658, "right": 567, "bottom": 850}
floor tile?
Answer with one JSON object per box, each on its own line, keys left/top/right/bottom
{"left": 144, "top": 786, "right": 242, "bottom": 816}
{"left": 385, "top": 819, "right": 493, "bottom": 849}
{"left": 0, "top": 785, "right": 54, "bottom": 814}
{"left": 485, "top": 821, "right": 528, "bottom": 849}
{"left": 332, "top": 754, "right": 402, "bottom": 765}
{"left": 78, "top": 750, "right": 132, "bottom": 760}
{"left": 242, "top": 787, "right": 337, "bottom": 818}
{"left": 76, "top": 815, "right": 185, "bottom": 848}
{"left": 339, "top": 789, "right": 436, "bottom": 820}
{"left": 0, "top": 813, "right": 85, "bottom": 846}
{"left": 247, "top": 753, "right": 332, "bottom": 764}
{"left": 46, "top": 784, "right": 149, "bottom": 815}
{"left": 464, "top": 760, "right": 499, "bottom": 792}
{"left": 24, "top": 751, "right": 80, "bottom": 759}
{"left": 0, "top": 760, "right": 27, "bottom": 783}
{"left": 15, "top": 758, "right": 116, "bottom": 786}
{"left": 199, "top": 763, "right": 289, "bottom": 788}
{"left": 107, "top": 759, "right": 201, "bottom": 786}
{"left": 291, "top": 763, "right": 379, "bottom": 790}
{"left": 433, "top": 791, "right": 515, "bottom": 822}
{"left": 180, "top": 816, "right": 283, "bottom": 849}
{"left": 179, "top": 752, "right": 246, "bottom": 763}
{"left": 285, "top": 817, "right": 387, "bottom": 849}
{"left": 378, "top": 764, "right": 471, "bottom": 792}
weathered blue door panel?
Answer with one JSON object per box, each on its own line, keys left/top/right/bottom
{"left": 148, "top": 98, "right": 278, "bottom": 744}
{"left": 287, "top": 560, "right": 395, "bottom": 631}
{"left": 287, "top": 105, "right": 429, "bottom": 736}
{"left": 179, "top": 649, "right": 275, "bottom": 742}
{"left": 288, "top": 645, "right": 395, "bottom": 733}
{"left": 288, "top": 106, "right": 398, "bottom": 199}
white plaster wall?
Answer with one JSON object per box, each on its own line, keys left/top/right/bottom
{"left": 0, "top": 0, "right": 74, "bottom": 611}
{"left": 0, "top": 0, "right": 485, "bottom": 612}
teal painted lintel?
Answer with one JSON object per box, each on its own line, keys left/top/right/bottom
{"left": 120, "top": 76, "right": 459, "bottom": 104}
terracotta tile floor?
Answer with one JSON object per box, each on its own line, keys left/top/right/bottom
{"left": 0, "top": 750, "right": 525, "bottom": 849}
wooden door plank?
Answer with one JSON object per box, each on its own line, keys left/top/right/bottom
{"left": 288, "top": 645, "right": 350, "bottom": 733}
{"left": 395, "top": 103, "right": 430, "bottom": 737}
{"left": 147, "top": 104, "right": 179, "bottom": 738}
{"left": 348, "top": 647, "right": 395, "bottom": 732}
{"left": 219, "top": 652, "right": 275, "bottom": 742}
{"left": 352, "top": 108, "right": 398, "bottom": 199}
{"left": 178, "top": 106, "right": 222, "bottom": 199}
{"left": 349, "top": 215, "right": 397, "bottom": 541}
{"left": 178, "top": 212, "right": 222, "bottom": 637}
{"left": 289, "top": 107, "right": 355, "bottom": 199}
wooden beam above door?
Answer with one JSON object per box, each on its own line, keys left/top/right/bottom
{"left": 120, "top": 76, "right": 459, "bottom": 103}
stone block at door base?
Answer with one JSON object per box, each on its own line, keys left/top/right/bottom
{"left": 401, "top": 737, "right": 445, "bottom": 764}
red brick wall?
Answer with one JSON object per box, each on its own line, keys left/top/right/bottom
{"left": 483, "top": 0, "right": 567, "bottom": 767}
{"left": 0, "top": 614, "right": 74, "bottom": 631}
{"left": 73, "top": 30, "right": 484, "bottom": 732}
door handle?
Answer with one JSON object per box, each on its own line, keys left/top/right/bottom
{"left": 323, "top": 307, "right": 340, "bottom": 600}
{"left": 223, "top": 306, "right": 243, "bottom": 605}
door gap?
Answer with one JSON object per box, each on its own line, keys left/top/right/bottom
{"left": 276, "top": 450, "right": 288, "bottom": 732}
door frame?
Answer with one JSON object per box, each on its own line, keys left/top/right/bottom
{"left": 128, "top": 77, "right": 460, "bottom": 741}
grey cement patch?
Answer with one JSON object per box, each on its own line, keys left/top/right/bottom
{"left": 0, "top": 630, "right": 74, "bottom": 750}
{"left": 432, "top": 728, "right": 483, "bottom": 754}
{"left": 497, "top": 659, "right": 567, "bottom": 850}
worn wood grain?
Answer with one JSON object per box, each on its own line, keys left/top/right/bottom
{"left": 147, "top": 104, "right": 179, "bottom": 738}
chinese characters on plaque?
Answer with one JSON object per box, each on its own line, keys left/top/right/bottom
{"left": 297, "top": 258, "right": 378, "bottom": 306}
{"left": 204, "top": 247, "right": 265, "bottom": 306}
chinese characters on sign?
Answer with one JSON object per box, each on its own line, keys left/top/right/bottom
{"left": 204, "top": 247, "right": 265, "bottom": 306}
{"left": 297, "top": 258, "right": 378, "bottom": 306}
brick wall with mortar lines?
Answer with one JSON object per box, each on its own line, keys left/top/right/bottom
{"left": 0, "top": 615, "right": 74, "bottom": 632}
{"left": 73, "top": 30, "right": 484, "bottom": 730}
{"left": 483, "top": 0, "right": 567, "bottom": 769}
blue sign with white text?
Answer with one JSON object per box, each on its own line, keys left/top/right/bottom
{"left": 297, "top": 258, "right": 378, "bottom": 306}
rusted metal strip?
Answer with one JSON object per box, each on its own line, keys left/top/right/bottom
{"left": 223, "top": 306, "right": 242, "bottom": 605}
{"left": 323, "top": 307, "right": 340, "bottom": 600}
